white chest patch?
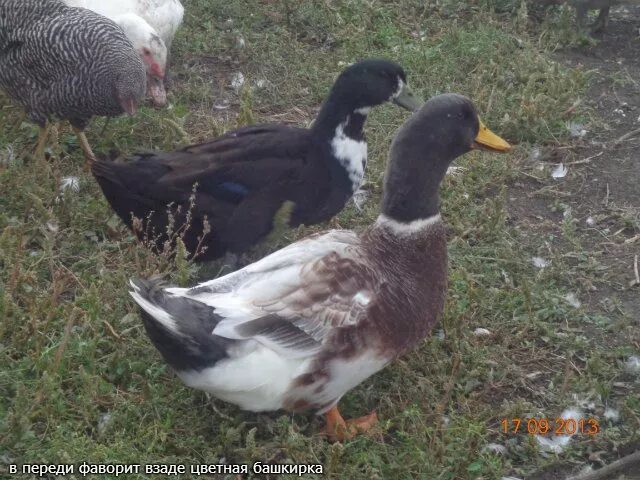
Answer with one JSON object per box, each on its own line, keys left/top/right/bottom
{"left": 390, "top": 78, "right": 405, "bottom": 102}
{"left": 331, "top": 123, "right": 367, "bottom": 192}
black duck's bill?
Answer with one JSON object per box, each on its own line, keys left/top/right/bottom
{"left": 393, "top": 84, "right": 423, "bottom": 112}
{"left": 472, "top": 119, "right": 511, "bottom": 152}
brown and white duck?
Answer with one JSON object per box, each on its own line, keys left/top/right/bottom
{"left": 92, "top": 59, "right": 421, "bottom": 262}
{"left": 129, "top": 93, "right": 511, "bottom": 441}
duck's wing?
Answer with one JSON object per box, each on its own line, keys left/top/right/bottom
{"left": 121, "top": 124, "right": 310, "bottom": 199}
{"left": 160, "top": 230, "right": 376, "bottom": 359}
{"left": 93, "top": 123, "right": 311, "bottom": 212}
{"left": 157, "top": 124, "right": 310, "bottom": 179}
{"left": 94, "top": 124, "right": 319, "bottom": 258}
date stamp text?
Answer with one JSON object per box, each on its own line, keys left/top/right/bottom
{"left": 501, "top": 417, "right": 600, "bottom": 435}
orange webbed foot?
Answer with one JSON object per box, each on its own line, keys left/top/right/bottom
{"left": 322, "top": 406, "right": 378, "bottom": 442}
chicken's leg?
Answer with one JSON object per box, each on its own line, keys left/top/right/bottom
{"left": 322, "top": 405, "right": 378, "bottom": 442}
{"left": 72, "top": 126, "right": 96, "bottom": 164}
{"left": 34, "top": 122, "right": 51, "bottom": 161}
{"left": 10, "top": 111, "right": 26, "bottom": 135}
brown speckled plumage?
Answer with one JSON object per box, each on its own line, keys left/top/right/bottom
{"left": 283, "top": 222, "right": 448, "bottom": 412}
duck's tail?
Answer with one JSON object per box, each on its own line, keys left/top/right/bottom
{"left": 91, "top": 156, "right": 139, "bottom": 229}
{"left": 91, "top": 154, "right": 167, "bottom": 235}
{"left": 129, "top": 278, "right": 230, "bottom": 372}
{"left": 90, "top": 153, "right": 121, "bottom": 185}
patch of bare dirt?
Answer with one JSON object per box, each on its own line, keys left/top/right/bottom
{"left": 511, "top": 4, "right": 640, "bottom": 324}
{"left": 507, "top": 7, "right": 640, "bottom": 477}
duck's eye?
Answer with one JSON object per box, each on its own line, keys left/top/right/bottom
{"left": 458, "top": 109, "right": 472, "bottom": 120}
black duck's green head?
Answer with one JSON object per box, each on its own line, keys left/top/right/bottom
{"left": 329, "top": 59, "right": 422, "bottom": 113}
{"left": 382, "top": 93, "right": 511, "bottom": 223}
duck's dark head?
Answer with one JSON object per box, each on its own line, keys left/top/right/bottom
{"left": 313, "top": 60, "right": 421, "bottom": 194}
{"left": 381, "top": 93, "right": 511, "bottom": 226}
{"left": 328, "top": 59, "right": 421, "bottom": 113}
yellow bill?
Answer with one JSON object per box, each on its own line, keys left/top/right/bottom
{"left": 473, "top": 119, "right": 511, "bottom": 152}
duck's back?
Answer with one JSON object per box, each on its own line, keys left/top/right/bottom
{"left": 96, "top": 124, "right": 316, "bottom": 204}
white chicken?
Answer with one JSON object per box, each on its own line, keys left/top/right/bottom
{"left": 64, "top": 0, "right": 184, "bottom": 107}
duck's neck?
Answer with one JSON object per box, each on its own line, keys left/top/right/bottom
{"left": 312, "top": 96, "right": 368, "bottom": 141}
{"left": 312, "top": 97, "right": 369, "bottom": 192}
{"left": 379, "top": 147, "right": 451, "bottom": 229}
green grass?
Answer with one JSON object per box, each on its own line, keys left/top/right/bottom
{"left": 1, "top": 1, "right": 638, "bottom": 479}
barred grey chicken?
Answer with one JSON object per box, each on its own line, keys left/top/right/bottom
{"left": 0, "top": 0, "right": 146, "bottom": 161}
